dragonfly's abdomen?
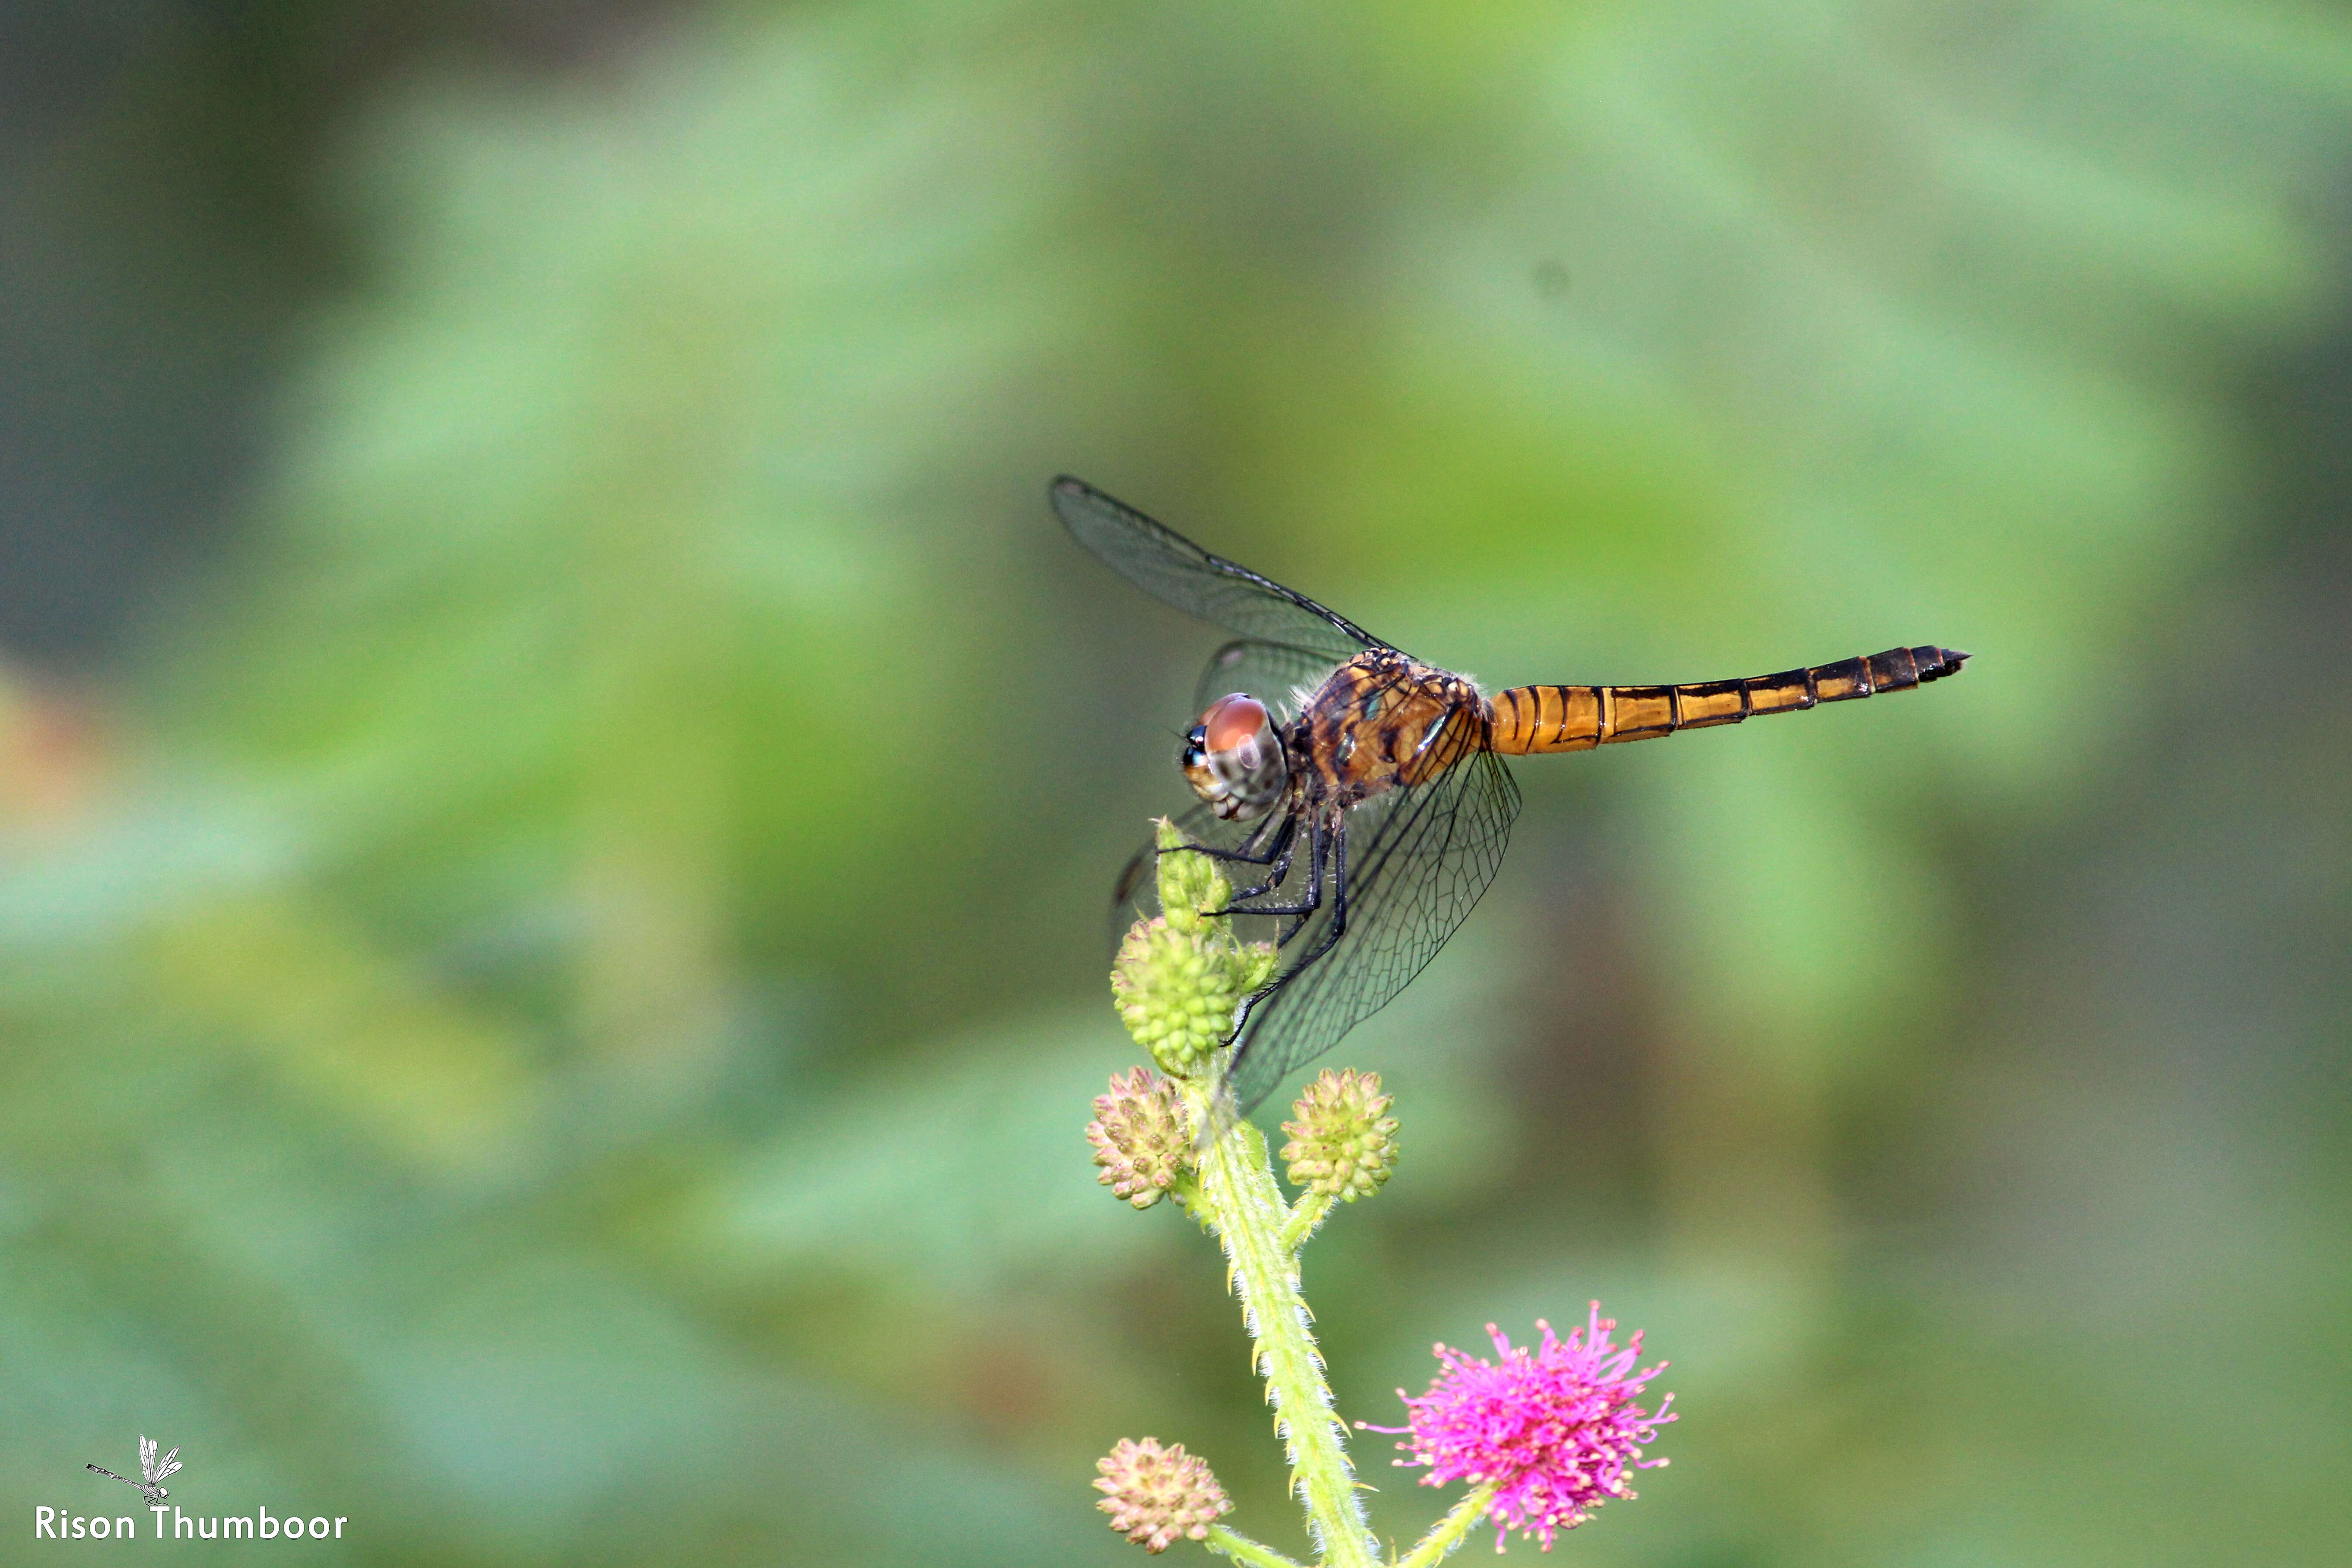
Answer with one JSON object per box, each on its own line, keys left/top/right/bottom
{"left": 1487, "top": 645, "right": 1967, "bottom": 754}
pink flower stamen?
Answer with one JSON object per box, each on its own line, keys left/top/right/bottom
{"left": 1359, "top": 1302, "right": 1674, "bottom": 1551}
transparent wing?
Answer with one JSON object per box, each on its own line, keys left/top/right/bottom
{"left": 154, "top": 1449, "right": 181, "bottom": 1483}
{"left": 1226, "top": 732, "right": 1520, "bottom": 1115}
{"left": 1192, "top": 639, "right": 1347, "bottom": 723}
{"left": 1052, "top": 477, "right": 1389, "bottom": 660}
{"left": 139, "top": 1438, "right": 157, "bottom": 1483}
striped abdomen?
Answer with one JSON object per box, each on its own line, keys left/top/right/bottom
{"left": 1487, "top": 645, "right": 1967, "bottom": 754}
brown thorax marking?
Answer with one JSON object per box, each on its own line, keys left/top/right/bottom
{"left": 1293, "top": 649, "right": 1486, "bottom": 803}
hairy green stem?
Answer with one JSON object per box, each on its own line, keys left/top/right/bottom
{"left": 1393, "top": 1484, "right": 1498, "bottom": 1567}
{"left": 1204, "top": 1523, "right": 1309, "bottom": 1568}
{"left": 1277, "top": 1190, "right": 1335, "bottom": 1254}
{"left": 1190, "top": 1088, "right": 1378, "bottom": 1568}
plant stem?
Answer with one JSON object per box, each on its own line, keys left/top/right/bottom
{"left": 1278, "top": 1190, "right": 1335, "bottom": 1254}
{"left": 1204, "top": 1524, "right": 1309, "bottom": 1568}
{"left": 1191, "top": 1091, "right": 1378, "bottom": 1568}
{"left": 1394, "top": 1484, "right": 1498, "bottom": 1567}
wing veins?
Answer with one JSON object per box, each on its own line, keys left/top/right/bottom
{"left": 1228, "top": 740, "right": 1518, "bottom": 1110}
{"left": 1053, "top": 477, "right": 1392, "bottom": 659}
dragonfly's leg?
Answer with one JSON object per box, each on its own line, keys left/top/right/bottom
{"left": 1132, "top": 823, "right": 1276, "bottom": 919}
{"left": 1225, "top": 816, "right": 1300, "bottom": 903}
{"left": 1323, "top": 814, "right": 1348, "bottom": 939}
{"left": 1226, "top": 813, "right": 1327, "bottom": 937}
{"left": 1277, "top": 814, "right": 1350, "bottom": 957}
{"left": 1228, "top": 851, "right": 1293, "bottom": 904}
{"left": 1164, "top": 818, "right": 1289, "bottom": 868}
{"left": 1217, "top": 821, "right": 1349, "bottom": 1100}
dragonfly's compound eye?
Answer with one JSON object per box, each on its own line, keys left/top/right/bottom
{"left": 1180, "top": 693, "right": 1288, "bottom": 821}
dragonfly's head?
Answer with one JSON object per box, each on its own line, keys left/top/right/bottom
{"left": 1181, "top": 693, "right": 1288, "bottom": 821}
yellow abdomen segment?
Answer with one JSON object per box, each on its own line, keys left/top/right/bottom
{"left": 1487, "top": 645, "right": 1966, "bottom": 754}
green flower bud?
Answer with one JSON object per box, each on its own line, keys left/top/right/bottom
{"left": 1281, "top": 1068, "right": 1399, "bottom": 1201}
{"left": 1112, "top": 917, "right": 1242, "bottom": 1076}
{"left": 1152, "top": 818, "right": 1229, "bottom": 935}
{"left": 1088, "top": 1067, "right": 1191, "bottom": 1209}
{"left": 1109, "top": 820, "right": 1277, "bottom": 1079}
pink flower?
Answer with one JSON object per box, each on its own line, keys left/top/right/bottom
{"left": 1362, "top": 1304, "right": 1674, "bottom": 1551}
{"left": 1094, "top": 1437, "right": 1232, "bottom": 1553}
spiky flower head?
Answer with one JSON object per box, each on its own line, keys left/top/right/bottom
{"left": 1110, "top": 820, "right": 1277, "bottom": 1078}
{"left": 1363, "top": 1305, "right": 1674, "bottom": 1551}
{"left": 1281, "top": 1068, "right": 1399, "bottom": 1200}
{"left": 1149, "top": 817, "right": 1230, "bottom": 937}
{"left": 1093, "top": 1436, "right": 1232, "bottom": 1553}
{"left": 1088, "top": 1067, "right": 1191, "bottom": 1208}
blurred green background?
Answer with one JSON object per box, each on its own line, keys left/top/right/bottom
{"left": 3, "top": 2, "right": 2349, "bottom": 1563}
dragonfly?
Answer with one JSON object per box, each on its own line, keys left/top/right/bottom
{"left": 88, "top": 1436, "right": 181, "bottom": 1506}
{"left": 1055, "top": 476, "right": 1968, "bottom": 1115}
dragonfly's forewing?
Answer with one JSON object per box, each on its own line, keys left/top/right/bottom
{"left": 1052, "top": 478, "right": 1385, "bottom": 661}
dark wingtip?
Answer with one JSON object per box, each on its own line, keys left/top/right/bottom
{"left": 1048, "top": 476, "right": 1093, "bottom": 531}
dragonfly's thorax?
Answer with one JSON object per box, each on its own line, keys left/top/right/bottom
{"left": 1297, "top": 649, "right": 1487, "bottom": 804}
{"left": 1182, "top": 693, "right": 1291, "bottom": 821}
